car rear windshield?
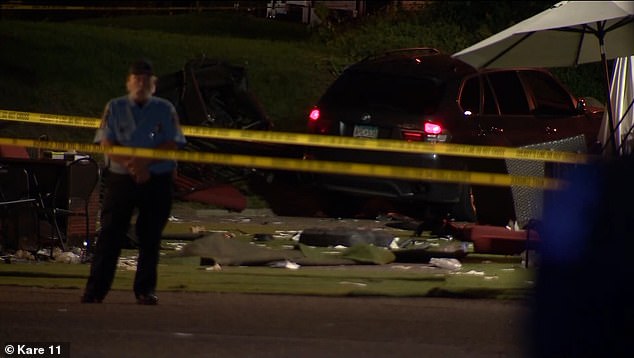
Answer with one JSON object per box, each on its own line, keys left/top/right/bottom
{"left": 321, "top": 70, "right": 444, "bottom": 115}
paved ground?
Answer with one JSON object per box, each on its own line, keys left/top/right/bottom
{"left": 0, "top": 287, "right": 532, "bottom": 358}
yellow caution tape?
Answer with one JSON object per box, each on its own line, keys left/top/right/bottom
{"left": 0, "top": 137, "right": 566, "bottom": 190}
{"left": 0, "top": 109, "right": 593, "bottom": 164}
{"left": 0, "top": 5, "right": 236, "bottom": 11}
{"left": 0, "top": 110, "right": 100, "bottom": 129}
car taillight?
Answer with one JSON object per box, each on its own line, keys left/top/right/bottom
{"left": 401, "top": 122, "right": 446, "bottom": 142}
{"left": 402, "top": 131, "right": 424, "bottom": 141}
{"left": 309, "top": 108, "right": 320, "bottom": 121}
{"left": 307, "top": 107, "right": 330, "bottom": 134}
{"left": 424, "top": 122, "right": 442, "bottom": 135}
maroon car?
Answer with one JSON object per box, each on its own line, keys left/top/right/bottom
{"left": 305, "top": 48, "right": 603, "bottom": 225}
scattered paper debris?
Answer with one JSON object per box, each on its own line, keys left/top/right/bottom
{"left": 268, "top": 260, "right": 300, "bottom": 269}
{"left": 429, "top": 258, "right": 462, "bottom": 271}
{"left": 163, "top": 242, "right": 187, "bottom": 251}
{"left": 205, "top": 263, "right": 222, "bottom": 271}
{"left": 15, "top": 250, "right": 35, "bottom": 261}
{"left": 55, "top": 251, "right": 80, "bottom": 264}
{"left": 339, "top": 281, "right": 367, "bottom": 287}
{"left": 390, "top": 265, "right": 412, "bottom": 270}
{"left": 190, "top": 225, "right": 207, "bottom": 233}
{"left": 274, "top": 230, "right": 301, "bottom": 240}
{"left": 118, "top": 257, "right": 138, "bottom": 271}
{"left": 452, "top": 270, "right": 485, "bottom": 276}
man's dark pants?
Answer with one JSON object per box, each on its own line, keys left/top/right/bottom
{"left": 84, "top": 171, "right": 173, "bottom": 300}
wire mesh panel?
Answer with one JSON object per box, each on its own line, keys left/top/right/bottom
{"left": 505, "top": 135, "right": 587, "bottom": 228}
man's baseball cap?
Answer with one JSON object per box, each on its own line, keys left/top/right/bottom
{"left": 128, "top": 59, "right": 154, "bottom": 76}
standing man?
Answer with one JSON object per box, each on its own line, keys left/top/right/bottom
{"left": 82, "top": 59, "right": 186, "bottom": 305}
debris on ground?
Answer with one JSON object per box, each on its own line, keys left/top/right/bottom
{"left": 429, "top": 258, "right": 462, "bottom": 271}
{"left": 55, "top": 251, "right": 81, "bottom": 264}
{"left": 117, "top": 257, "right": 138, "bottom": 271}
{"left": 268, "top": 260, "right": 300, "bottom": 270}
{"left": 298, "top": 227, "right": 395, "bottom": 247}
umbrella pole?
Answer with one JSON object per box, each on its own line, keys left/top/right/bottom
{"left": 599, "top": 32, "right": 619, "bottom": 156}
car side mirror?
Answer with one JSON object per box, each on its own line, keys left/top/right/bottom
{"left": 577, "top": 96, "right": 605, "bottom": 115}
{"left": 576, "top": 97, "right": 587, "bottom": 113}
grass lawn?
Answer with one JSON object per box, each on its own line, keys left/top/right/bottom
{"left": 0, "top": 225, "right": 535, "bottom": 300}
{"left": 0, "top": 253, "right": 534, "bottom": 299}
{"left": 0, "top": 13, "right": 343, "bottom": 136}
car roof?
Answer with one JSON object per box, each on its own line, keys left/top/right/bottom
{"left": 346, "top": 48, "right": 477, "bottom": 82}
{"left": 478, "top": 66, "right": 554, "bottom": 76}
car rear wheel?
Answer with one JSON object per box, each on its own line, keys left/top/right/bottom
{"left": 470, "top": 185, "right": 516, "bottom": 226}
{"left": 448, "top": 185, "right": 477, "bottom": 222}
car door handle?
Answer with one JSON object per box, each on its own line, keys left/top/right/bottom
{"left": 482, "top": 126, "right": 504, "bottom": 134}
{"left": 545, "top": 126, "right": 557, "bottom": 134}
{"left": 476, "top": 126, "right": 503, "bottom": 137}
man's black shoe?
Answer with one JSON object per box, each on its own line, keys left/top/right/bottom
{"left": 136, "top": 293, "right": 158, "bottom": 305}
{"left": 80, "top": 294, "right": 102, "bottom": 304}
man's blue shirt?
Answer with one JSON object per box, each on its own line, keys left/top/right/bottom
{"left": 94, "top": 95, "right": 186, "bottom": 175}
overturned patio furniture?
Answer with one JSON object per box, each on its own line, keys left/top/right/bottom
{"left": 453, "top": 223, "right": 540, "bottom": 255}
{"left": 155, "top": 57, "right": 273, "bottom": 211}
{"left": 174, "top": 174, "right": 247, "bottom": 212}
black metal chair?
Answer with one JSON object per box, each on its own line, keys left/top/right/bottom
{"left": 43, "top": 157, "right": 100, "bottom": 254}
{"left": 0, "top": 164, "right": 40, "bottom": 253}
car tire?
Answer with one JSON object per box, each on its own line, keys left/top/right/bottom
{"left": 470, "top": 185, "right": 516, "bottom": 226}
{"left": 449, "top": 185, "right": 477, "bottom": 222}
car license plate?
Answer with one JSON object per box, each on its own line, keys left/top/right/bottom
{"left": 353, "top": 125, "right": 378, "bottom": 138}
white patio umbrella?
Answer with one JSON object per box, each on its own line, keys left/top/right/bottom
{"left": 452, "top": 1, "right": 634, "bottom": 155}
{"left": 599, "top": 56, "right": 634, "bottom": 154}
